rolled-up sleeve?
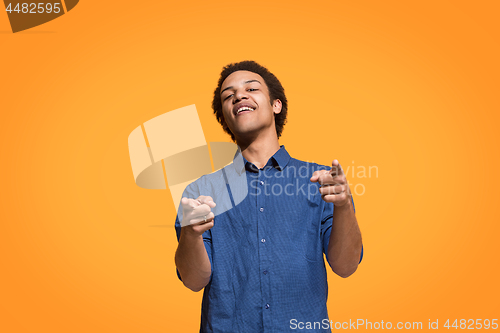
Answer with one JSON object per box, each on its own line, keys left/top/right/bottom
{"left": 322, "top": 196, "right": 363, "bottom": 264}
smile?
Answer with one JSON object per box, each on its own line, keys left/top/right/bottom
{"left": 237, "top": 106, "right": 255, "bottom": 115}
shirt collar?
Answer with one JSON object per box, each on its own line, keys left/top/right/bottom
{"left": 233, "top": 145, "right": 291, "bottom": 175}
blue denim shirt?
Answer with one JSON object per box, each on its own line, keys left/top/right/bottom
{"left": 175, "top": 145, "right": 362, "bottom": 332}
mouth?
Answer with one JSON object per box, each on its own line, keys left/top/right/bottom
{"left": 233, "top": 104, "right": 256, "bottom": 116}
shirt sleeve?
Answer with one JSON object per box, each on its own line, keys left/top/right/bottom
{"left": 174, "top": 181, "right": 214, "bottom": 281}
{"left": 322, "top": 196, "right": 363, "bottom": 264}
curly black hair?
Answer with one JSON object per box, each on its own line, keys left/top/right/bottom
{"left": 212, "top": 60, "right": 288, "bottom": 142}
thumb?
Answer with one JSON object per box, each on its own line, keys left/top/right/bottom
{"left": 310, "top": 170, "right": 320, "bottom": 182}
{"left": 310, "top": 170, "right": 328, "bottom": 182}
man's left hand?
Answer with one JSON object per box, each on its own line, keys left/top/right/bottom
{"left": 310, "top": 159, "right": 351, "bottom": 207}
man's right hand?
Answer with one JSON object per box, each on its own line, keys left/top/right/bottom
{"left": 176, "top": 195, "right": 216, "bottom": 291}
{"left": 181, "top": 195, "right": 216, "bottom": 236}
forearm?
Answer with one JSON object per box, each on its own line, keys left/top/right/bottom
{"left": 175, "top": 228, "right": 212, "bottom": 292}
{"left": 327, "top": 199, "right": 362, "bottom": 278}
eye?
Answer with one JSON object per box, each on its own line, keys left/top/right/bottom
{"left": 223, "top": 94, "right": 233, "bottom": 101}
{"left": 248, "top": 88, "right": 258, "bottom": 92}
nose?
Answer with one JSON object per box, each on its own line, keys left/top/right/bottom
{"left": 233, "top": 88, "right": 248, "bottom": 103}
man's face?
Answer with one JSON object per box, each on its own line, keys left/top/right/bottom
{"left": 220, "top": 70, "right": 282, "bottom": 141}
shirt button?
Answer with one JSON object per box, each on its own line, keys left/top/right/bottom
{"left": 260, "top": 207, "right": 264, "bottom": 212}
{"left": 260, "top": 180, "right": 264, "bottom": 185}
{"left": 265, "top": 304, "right": 270, "bottom": 309}
{"left": 263, "top": 270, "right": 268, "bottom": 275}
{"left": 261, "top": 238, "right": 266, "bottom": 243}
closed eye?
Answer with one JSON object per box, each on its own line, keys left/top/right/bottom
{"left": 223, "top": 88, "right": 257, "bottom": 101}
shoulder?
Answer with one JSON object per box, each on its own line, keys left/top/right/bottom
{"left": 181, "top": 168, "right": 226, "bottom": 198}
{"left": 181, "top": 162, "right": 245, "bottom": 216}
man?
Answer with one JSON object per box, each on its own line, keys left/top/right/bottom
{"left": 175, "top": 60, "right": 363, "bottom": 332}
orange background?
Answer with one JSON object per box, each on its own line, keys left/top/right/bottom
{"left": 1, "top": 1, "right": 499, "bottom": 332}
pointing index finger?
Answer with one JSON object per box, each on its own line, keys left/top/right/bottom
{"left": 330, "top": 159, "right": 344, "bottom": 177}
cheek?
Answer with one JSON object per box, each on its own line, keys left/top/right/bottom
{"left": 221, "top": 103, "right": 229, "bottom": 115}
{"left": 221, "top": 109, "right": 233, "bottom": 123}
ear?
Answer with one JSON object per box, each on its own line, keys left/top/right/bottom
{"left": 272, "top": 99, "right": 282, "bottom": 114}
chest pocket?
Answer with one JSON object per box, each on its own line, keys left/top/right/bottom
{"left": 282, "top": 201, "right": 324, "bottom": 263}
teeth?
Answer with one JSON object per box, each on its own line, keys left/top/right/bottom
{"left": 237, "top": 106, "right": 254, "bottom": 114}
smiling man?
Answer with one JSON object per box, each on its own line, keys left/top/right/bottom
{"left": 174, "top": 61, "right": 363, "bottom": 332}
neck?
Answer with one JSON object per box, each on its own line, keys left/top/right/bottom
{"left": 236, "top": 130, "right": 280, "bottom": 169}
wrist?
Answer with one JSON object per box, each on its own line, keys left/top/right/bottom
{"left": 181, "top": 225, "right": 204, "bottom": 240}
{"left": 334, "top": 195, "right": 352, "bottom": 210}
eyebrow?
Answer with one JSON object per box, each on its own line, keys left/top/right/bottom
{"left": 221, "top": 80, "right": 262, "bottom": 95}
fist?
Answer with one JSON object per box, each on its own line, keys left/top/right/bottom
{"left": 180, "top": 195, "right": 216, "bottom": 236}
{"left": 310, "top": 160, "right": 351, "bottom": 207}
